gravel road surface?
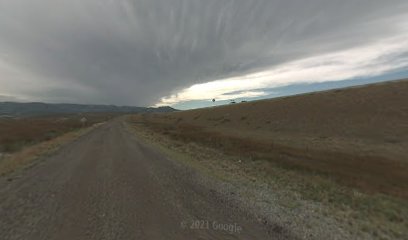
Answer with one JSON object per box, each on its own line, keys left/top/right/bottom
{"left": 0, "top": 119, "right": 292, "bottom": 239}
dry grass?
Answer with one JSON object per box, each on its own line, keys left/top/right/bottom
{"left": 168, "top": 80, "right": 408, "bottom": 148}
{"left": 132, "top": 119, "right": 408, "bottom": 199}
{"left": 127, "top": 80, "right": 408, "bottom": 239}
{"left": 128, "top": 118, "right": 408, "bottom": 240}
{"left": 0, "top": 113, "right": 120, "bottom": 153}
{"left": 0, "top": 123, "right": 104, "bottom": 176}
{"left": 0, "top": 113, "right": 121, "bottom": 176}
{"left": 132, "top": 80, "right": 408, "bottom": 199}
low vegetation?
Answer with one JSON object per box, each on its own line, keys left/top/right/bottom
{"left": 128, "top": 80, "right": 408, "bottom": 239}
{"left": 0, "top": 113, "right": 119, "bottom": 153}
{"left": 131, "top": 118, "right": 408, "bottom": 198}
{"left": 0, "top": 113, "right": 121, "bottom": 175}
{"left": 130, "top": 115, "right": 408, "bottom": 239}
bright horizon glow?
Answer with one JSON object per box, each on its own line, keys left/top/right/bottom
{"left": 1, "top": 1, "right": 408, "bottom": 107}
{"left": 156, "top": 31, "right": 408, "bottom": 107}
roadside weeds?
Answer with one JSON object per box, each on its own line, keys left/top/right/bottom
{"left": 127, "top": 116, "right": 408, "bottom": 240}
{"left": 0, "top": 123, "right": 105, "bottom": 177}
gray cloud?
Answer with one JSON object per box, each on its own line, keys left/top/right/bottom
{"left": 0, "top": 94, "right": 21, "bottom": 102}
{"left": 1, "top": 0, "right": 407, "bottom": 106}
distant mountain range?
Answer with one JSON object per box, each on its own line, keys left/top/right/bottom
{"left": 0, "top": 102, "right": 177, "bottom": 117}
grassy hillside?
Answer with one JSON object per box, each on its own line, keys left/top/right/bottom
{"left": 133, "top": 79, "right": 408, "bottom": 198}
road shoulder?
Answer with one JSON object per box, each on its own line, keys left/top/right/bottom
{"left": 0, "top": 123, "right": 105, "bottom": 177}
{"left": 125, "top": 118, "right": 362, "bottom": 240}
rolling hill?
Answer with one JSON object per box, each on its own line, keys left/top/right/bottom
{"left": 0, "top": 102, "right": 176, "bottom": 117}
{"left": 134, "top": 79, "right": 408, "bottom": 198}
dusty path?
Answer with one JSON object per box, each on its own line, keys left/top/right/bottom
{"left": 0, "top": 119, "right": 290, "bottom": 240}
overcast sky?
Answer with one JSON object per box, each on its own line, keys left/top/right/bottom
{"left": 1, "top": 0, "right": 408, "bottom": 108}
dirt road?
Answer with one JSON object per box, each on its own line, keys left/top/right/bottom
{"left": 0, "top": 119, "right": 290, "bottom": 240}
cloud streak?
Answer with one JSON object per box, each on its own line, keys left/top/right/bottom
{"left": 158, "top": 32, "right": 408, "bottom": 105}
{"left": 1, "top": 0, "right": 407, "bottom": 106}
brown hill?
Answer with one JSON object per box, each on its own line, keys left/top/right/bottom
{"left": 136, "top": 79, "right": 408, "bottom": 198}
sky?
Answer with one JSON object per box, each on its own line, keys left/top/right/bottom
{"left": 0, "top": 0, "right": 408, "bottom": 109}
